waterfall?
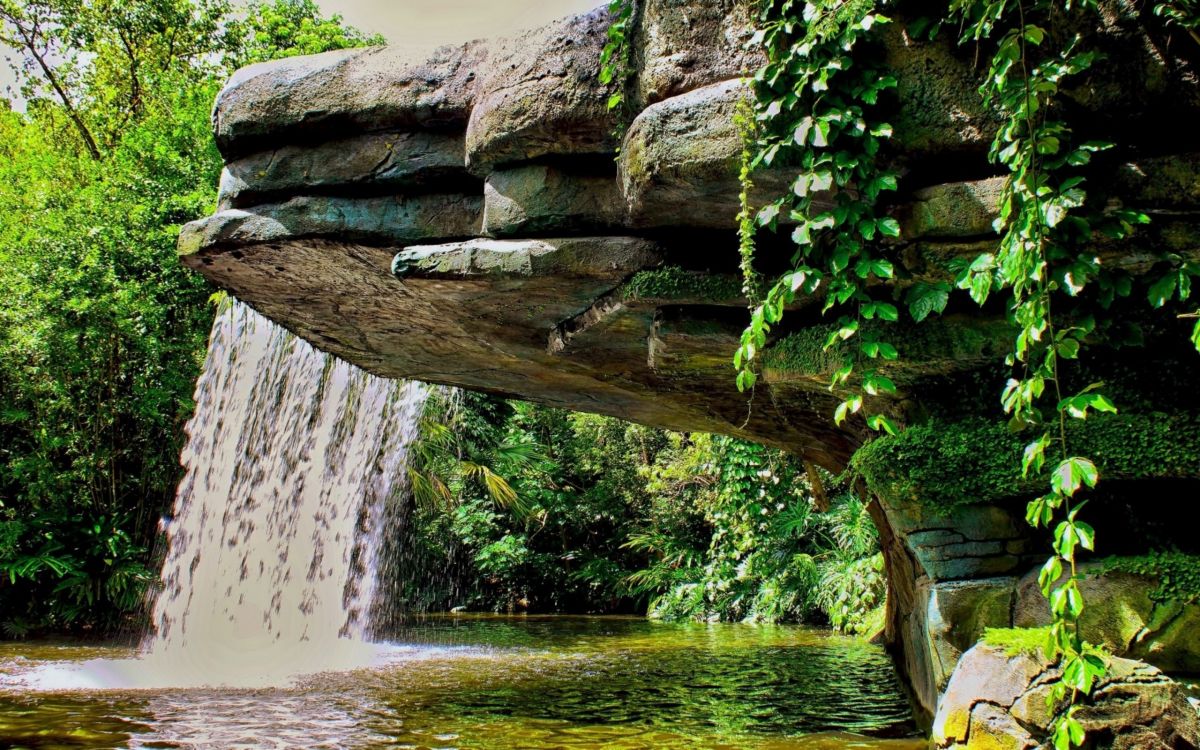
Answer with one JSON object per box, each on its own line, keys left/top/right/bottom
{"left": 141, "top": 298, "right": 427, "bottom": 680}
{"left": 21, "top": 299, "right": 428, "bottom": 690}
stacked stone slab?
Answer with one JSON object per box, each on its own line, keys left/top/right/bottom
{"left": 178, "top": 0, "right": 1200, "bottom": 735}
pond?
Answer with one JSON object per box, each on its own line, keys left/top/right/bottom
{"left": 0, "top": 616, "right": 922, "bottom": 750}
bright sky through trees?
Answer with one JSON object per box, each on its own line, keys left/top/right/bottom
{"left": 2, "top": 0, "right": 600, "bottom": 107}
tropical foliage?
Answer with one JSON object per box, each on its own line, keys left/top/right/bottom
{"left": 385, "top": 391, "right": 885, "bottom": 634}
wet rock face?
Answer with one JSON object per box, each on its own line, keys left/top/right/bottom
{"left": 180, "top": 0, "right": 1200, "bottom": 729}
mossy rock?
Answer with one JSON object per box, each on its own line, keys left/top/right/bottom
{"left": 763, "top": 315, "right": 1012, "bottom": 384}
{"left": 622, "top": 266, "right": 743, "bottom": 303}
{"left": 851, "top": 413, "right": 1200, "bottom": 513}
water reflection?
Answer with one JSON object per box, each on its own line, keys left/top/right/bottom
{"left": 0, "top": 617, "right": 923, "bottom": 750}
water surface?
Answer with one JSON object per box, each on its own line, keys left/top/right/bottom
{"left": 0, "top": 616, "right": 921, "bottom": 750}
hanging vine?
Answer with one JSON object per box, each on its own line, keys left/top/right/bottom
{"left": 599, "top": 0, "right": 639, "bottom": 151}
{"left": 599, "top": 0, "right": 1196, "bottom": 745}
{"left": 732, "top": 0, "right": 902, "bottom": 439}
{"left": 728, "top": 0, "right": 1186, "bottom": 744}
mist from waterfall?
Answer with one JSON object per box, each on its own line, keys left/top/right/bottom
{"left": 16, "top": 299, "right": 429, "bottom": 690}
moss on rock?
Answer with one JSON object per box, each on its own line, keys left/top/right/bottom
{"left": 1100, "top": 551, "right": 1200, "bottom": 603}
{"left": 763, "top": 315, "right": 1011, "bottom": 380}
{"left": 851, "top": 413, "right": 1200, "bottom": 512}
{"left": 623, "top": 266, "right": 742, "bottom": 302}
{"left": 982, "top": 627, "right": 1053, "bottom": 658}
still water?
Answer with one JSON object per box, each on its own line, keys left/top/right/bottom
{"left": 0, "top": 616, "right": 921, "bottom": 750}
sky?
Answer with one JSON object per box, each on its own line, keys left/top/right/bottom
{"left": 2, "top": 0, "right": 601, "bottom": 108}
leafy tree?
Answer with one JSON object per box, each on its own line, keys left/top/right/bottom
{"left": 226, "top": 0, "right": 385, "bottom": 68}
{"left": 0, "top": 0, "right": 380, "bottom": 634}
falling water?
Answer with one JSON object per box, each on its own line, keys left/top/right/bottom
{"left": 19, "top": 299, "right": 428, "bottom": 690}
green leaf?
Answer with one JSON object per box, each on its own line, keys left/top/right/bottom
{"left": 906, "top": 282, "right": 950, "bottom": 323}
{"left": 1058, "top": 392, "right": 1118, "bottom": 420}
{"left": 1148, "top": 273, "right": 1178, "bottom": 307}
{"left": 1038, "top": 555, "right": 1064, "bottom": 595}
{"left": 875, "top": 302, "right": 899, "bottom": 321}
{"left": 834, "top": 396, "right": 863, "bottom": 425}
{"left": 863, "top": 374, "right": 897, "bottom": 396}
{"left": 1022, "top": 433, "right": 1050, "bottom": 478}
{"left": 1051, "top": 457, "right": 1099, "bottom": 497}
{"left": 1026, "top": 495, "right": 1054, "bottom": 527}
{"left": 866, "top": 414, "right": 900, "bottom": 435}
{"left": 877, "top": 217, "right": 901, "bottom": 237}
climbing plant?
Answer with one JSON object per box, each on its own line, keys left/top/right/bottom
{"left": 598, "top": 0, "right": 1198, "bottom": 745}
{"left": 732, "top": 0, "right": 902, "bottom": 439}
{"left": 599, "top": 0, "right": 638, "bottom": 149}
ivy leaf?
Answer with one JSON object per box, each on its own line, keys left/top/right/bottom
{"left": 1026, "top": 494, "right": 1054, "bottom": 527}
{"left": 906, "top": 282, "right": 950, "bottom": 323}
{"left": 757, "top": 203, "right": 781, "bottom": 226}
{"left": 834, "top": 396, "right": 863, "bottom": 425}
{"left": 1075, "top": 521, "right": 1096, "bottom": 551}
{"left": 877, "top": 217, "right": 901, "bottom": 237}
{"left": 792, "top": 223, "right": 812, "bottom": 246}
{"left": 866, "top": 414, "right": 899, "bottom": 435}
{"left": 1148, "top": 273, "right": 1178, "bottom": 308}
{"left": 812, "top": 120, "right": 830, "bottom": 147}
{"left": 1051, "top": 457, "right": 1099, "bottom": 497}
{"left": 863, "top": 374, "right": 897, "bottom": 396}
{"left": 1058, "top": 393, "right": 1117, "bottom": 420}
{"left": 831, "top": 362, "right": 853, "bottom": 386}
{"left": 793, "top": 116, "right": 813, "bottom": 145}
{"left": 1022, "top": 433, "right": 1051, "bottom": 478}
{"left": 1038, "top": 555, "right": 1064, "bottom": 595}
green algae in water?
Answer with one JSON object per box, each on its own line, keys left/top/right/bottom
{"left": 0, "top": 616, "right": 922, "bottom": 750}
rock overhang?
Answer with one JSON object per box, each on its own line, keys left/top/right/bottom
{"left": 180, "top": 0, "right": 1200, "bottom": 470}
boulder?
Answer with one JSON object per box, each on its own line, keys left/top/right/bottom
{"left": 898, "top": 177, "right": 1006, "bottom": 240}
{"left": 392, "top": 237, "right": 661, "bottom": 279}
{"left": 218, "top": 131, "right": 468, "bottom": 209}
{"left": 465, "top": 8, "right": 618, "bottom": 172}
{"left": 934, "top": 643, "right": 1200, "bottom": 749}
{"left": 179, "top": 194, "right": 482, "bottom": 253}
{"left": 882, "top": 21, "right": 999, "bottom": 161}
{"left": 925, "top": 578, "right": 1018, "bottom": 695}
{"left": 880, "top": 497, "right": 1033, "bottom": 582}
{"left": 633, "top": 0, "right": 761, "bottom": 107}
{"left": 1015, "top": 562, "right": 1200, "bottom": 674}
{"left": 1110, "top": 153, "right": 1200, "bottom": 211}
{"left": 619, "top": 80, "right": 799, "bottom": 228}
{"left": 213, "top": 43, "right": 486, "bottom": 157}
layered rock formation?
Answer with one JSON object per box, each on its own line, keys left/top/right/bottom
{"left": 178, "top": 0, "right": 1200, "bottom": 733}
